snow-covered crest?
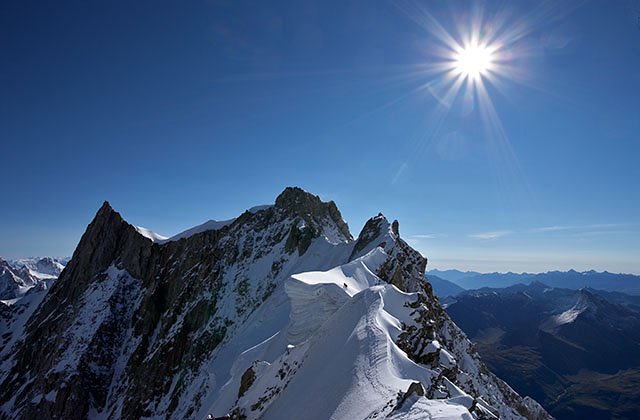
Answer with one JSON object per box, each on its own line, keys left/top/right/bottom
{"left": 0, "top": 187, "right": 551, "bottom": 420}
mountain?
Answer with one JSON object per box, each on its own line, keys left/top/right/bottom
{"left": 446, "top": 282, "right": 640, "bottom": 419}
{"left": 429, "top": 269, "right": 640, "bottom": 295}
{"left": 0, "top": 258, "right": 61, "bottom": 360}
{"left": 426, "top": 274, "right": 466, "bottom": 298}
{"left": 530, "top": 270, "right": 640, "bottom": 295}
{"left": 11, "top": 257, "right": 66, "bottom": 279}
{"left": 0, "top": 257, "right": 65, "bottom": 301}
{"left": 0, "top": 187, "right": 549, "bottom": 419}
{"left": 0, "top": 259, "right": 38, "bottom": 300}
{"left": 427, "top": 269, "right": 480, "bottom": 283}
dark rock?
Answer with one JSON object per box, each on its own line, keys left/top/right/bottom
{"left": 275, "top": 187, "right": 352, "bottom": 241}
{"left": 238, "top": 365, "right": 257, "bottom": 398}
{"left": 395, "top": 382, "right": 425, "bottom": 410}
{"left": 391, "top": 220, "right": 400, "bottom": 237}
{"left": 349, "top": 214, "right": 387, "bottom": 260}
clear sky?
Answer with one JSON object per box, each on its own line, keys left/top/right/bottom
{"left": 1, "top": 0, "right": 639, "bottom": 273}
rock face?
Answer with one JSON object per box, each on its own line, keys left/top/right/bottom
{"left": 0, "top": 187, "right": 551, "bottom": 419}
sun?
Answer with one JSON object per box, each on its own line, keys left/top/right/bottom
{"left": 454, "top": 44, "right": 495, "bottom": 80}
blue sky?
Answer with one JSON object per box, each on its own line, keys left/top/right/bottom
{"left": 1, "top": 0, "right": 639, "bottom": 273}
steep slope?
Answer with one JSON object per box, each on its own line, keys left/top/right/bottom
{"left": 0, "top": 187, "right": 549, "bottom": 419}
{"left": 221, "top": 243, "right": 548, "bottom": 419}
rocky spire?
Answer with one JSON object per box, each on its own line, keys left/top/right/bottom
{"left": 52, "top": 201, "right": 151, "bottom": 301}
{"left": 275, "top": 187, "right": 352, "bottom": 241}
{"left": 349, "top": 213, "right": 389, "bottom": 260}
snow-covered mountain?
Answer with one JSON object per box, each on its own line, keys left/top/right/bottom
{"left": 0, "top": 187, "right": 550, "bottom": 419}
{"left": 11, "top": 257, "right": 66, "bottom": 279}
{"left": 0, "top": 259, "right": 38, "bottom": 300}
{"left": 0, "top": 257, "right": 65, "bottom": 301}
{"left": 446, "top": 283, "right": 640, "bottom": 418}
{"left": 429, "top": 269, "right": 640, "bottom": 295}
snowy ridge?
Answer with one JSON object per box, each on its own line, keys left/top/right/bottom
{"left": 0, "top": 257, "right": 61, "bottom": 300}
{"left": 211, "top": 243, "right": 547, "bottom": 419}
{"left": 139, "top": 204, "right": 274, "bottom": 243}
{"left": 542, "top": 288, "right": 601, "bottom": 329}
{"left": 0, "top": 188, "right": 550, "bottom": 420}
{"left": 286, "top": 247, "right": 387, "bottom": 345}
{"left": 167, "top": 219, "right": 235, "bottom": 242}
{"left": 238, "top": 283, "right": 438, "bottom": 420}
{"left": 134, "top": 226, "right": 169, "bottom": 242}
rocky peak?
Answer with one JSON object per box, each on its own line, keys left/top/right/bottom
{"left": 36, "top": 256, "right": 56, "bottom": 265}
{"left": 31, "top": 257, "right": 64, "bottom": 277}
{"left": 274, "top": 186, "right": 320, "bottom": 209}
{"left": 350, "top": 213, "right": 389, "bottom": 260}
{"left": 347, "top": 214, "right": 429, "bottom": 295}
{"left": 391, "top": 219, "right": 400, "bottom": 237}
{"left": 574, "top": 287, "right": 634, "bottom": 321}
{"left": 575, "top": 288, "right": 603, "bottom": 311}
{"left": 376, "top": 224, "right": 429, "bottom": 294}
{"left": 44, "top": 201, "right": 150, "bottom": 303}
{"left": 0, "top": 258, "right": 38, "bottom": 299}
{"left": 274, "top": 187, "right": 352, "bottom": 242}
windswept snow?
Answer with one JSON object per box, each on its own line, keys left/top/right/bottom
{"left": 167, "top": 219, "right": 236, "bottom": 242}
{"left": 290, "top": 247, "right": 387, "bottom": 295}
{"left": 388, "top": 396, "right": 473, "bottom": 420}
{"left": 248, "top": 205, "right": 272, "bottom": 213}
{"left": 164, "top": 206, "right": 272, "bottom": 242}
{"left": 204, "top": 247, "right": 482, "bottom": 419}
{"left": 134, "top": 226, "right": 168, "bottom": 243}
{"left": 552, "top": 307, "right": 583, "bottom": 325}
{"left": 544, "top": 289, "right": 596, "bottom": 328}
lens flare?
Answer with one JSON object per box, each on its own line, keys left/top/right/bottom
{"left": 386, "top": 1, "right": 549, "bottom": 193}
{"left": 454, "top": 44, "right": 495, "bottom": 79}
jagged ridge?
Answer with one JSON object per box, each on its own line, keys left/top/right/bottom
{"left": 0, "top": 187, "right": 551, "bottom": 420}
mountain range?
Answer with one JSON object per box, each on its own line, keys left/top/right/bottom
{"left": 445, "top": 282, "right": 640, "bottom": 419}
{"left": 429, "top": 269, "right": 640, "bottom": 295}
{"left": 0, "top": 257, "right": 65, "bottom": 300}
{"left": 0, "top": 187, "right": 549, "bottom": 419}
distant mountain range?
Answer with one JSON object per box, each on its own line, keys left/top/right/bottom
{"left": 444, "top": 282, "right": 640, "bottom": 419}
{"left": 429, "top": 268, "right": 640, "bottom": 295}
{"left": 0, "top": 257, "right": 66, "bottom": 300}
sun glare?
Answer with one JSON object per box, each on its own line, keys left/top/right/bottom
{"left": 454, "top": 44, "right": 494, "bottom": 79}
{"left": 389, "top": 2, "right": 539, "bottom": 193}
